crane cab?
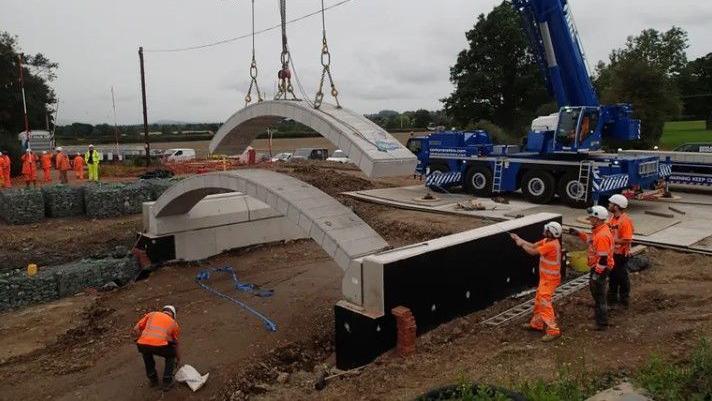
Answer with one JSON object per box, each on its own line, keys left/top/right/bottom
{"left": 525, "top": 106, "right": 602, "bottom": 154}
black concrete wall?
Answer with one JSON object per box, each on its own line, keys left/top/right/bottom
{"left": 335, "top": 215, "right": 561, "bottom": 369}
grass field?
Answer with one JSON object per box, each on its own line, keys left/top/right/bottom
{"left": 660, "top": 120, "right": 712, "bottom": 149}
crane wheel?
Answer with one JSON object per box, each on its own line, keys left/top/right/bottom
{"left": 464, "top": 164, "right": 493, "bottom": 197}
{"left": 521, "top": 170, "right": 556, "bottom": 204}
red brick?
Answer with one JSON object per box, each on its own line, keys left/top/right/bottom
{"left": 391, "top": 305, "right": 417, "bottom": 357}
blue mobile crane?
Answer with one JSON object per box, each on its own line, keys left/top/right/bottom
{"left": 407, "top": 0, "right": 671, "bottom": 207}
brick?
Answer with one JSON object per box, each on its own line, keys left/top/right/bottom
{"left": 391, "top": 305, "right": 416, "bottom": 357}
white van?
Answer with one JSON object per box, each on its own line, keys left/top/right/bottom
{"left": 163, "top": 148, "right": 196, "bottom": 162}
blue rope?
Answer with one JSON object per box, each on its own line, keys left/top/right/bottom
{"left": 195, "top": 266, "right": 277, "bottom": 332}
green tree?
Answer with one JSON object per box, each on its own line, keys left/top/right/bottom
{"left": 442, "top": 1, "right": 550, "bottom": 135}
{"left": 413, "top": 109, "right": 432, "bottom": 128}
{"left": 596, "top": 27, "right": 687, "bottom": 146}
{"left": 677, "top": 53, "right": 712, "bottom": 122}
{"left": 0, "top": 31, "right": 57, "bottom": 174}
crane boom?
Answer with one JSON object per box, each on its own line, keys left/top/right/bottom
{"left": 513, "top": 0, "right": 597, "bottom": 108}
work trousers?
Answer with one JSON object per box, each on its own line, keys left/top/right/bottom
{"left": 42, "top": 168, "right": 51, "bottom": 182}
{"left": 589, "top": 270, "right": 608, "bottom": 327}
{"left": 608, "top": 254, "right": 630, "bottom": 306}
{"left": 59, "top": 170, "right": 68, "bottom": 184}
{"left": 87, "top": 163, "right": 99, "bottom": 181}
{"left": 2, "top": 171, "right": 10, "bottom": 187}
{"left": 137, "top": 343, "right": 176, "bottom": 384}
{"left": 530, "top": 281, "right": 560, "bottom": 335}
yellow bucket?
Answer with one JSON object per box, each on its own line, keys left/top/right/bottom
{"left": 568, "top": 251, "right": 588, "bottom": 273}
{"left": 27, "top": 263, "right": 38, "bottom": 277}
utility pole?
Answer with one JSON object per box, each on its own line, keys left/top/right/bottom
{"left": 111, "top": 86, "right": 120, "bottom": 157}
{"left": 17, "top": 54, "right": 31, "bottom": 146}
{"left": 138, "top": 46, "right": 150, "bottom": 166}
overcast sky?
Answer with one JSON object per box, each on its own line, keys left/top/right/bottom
{"left": 2, "top": 0, "right": 711, "bottom": 125}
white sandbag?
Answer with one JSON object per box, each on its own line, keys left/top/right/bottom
{"left": 174, "top": 364, "right": 209, "bottom": 392}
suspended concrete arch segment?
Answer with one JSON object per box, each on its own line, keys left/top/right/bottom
{"left": 209, "top": 100, "right": 418, "bottom": 178}
{"left": 152, "top": 169, "right": 389, "bottom": 271}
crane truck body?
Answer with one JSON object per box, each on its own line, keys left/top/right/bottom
{"left": 408, "top": 0, "right": 672, "bottom": 206}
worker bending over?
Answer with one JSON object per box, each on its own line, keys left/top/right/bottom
{"left": 510, "top": 221, "right": 563, "bottom": 341}
{"left": 73, "top": 153, "right": 85, "bottom": 180}
{"left": 85, "top": 144, "right": 100, "bottom": 182}
{"left": 41, "top": 151, "right": 52, "bottom": 183}
{"left": 607, "top": 194, "right": 634, "bottom": 308}
{"left": 132, "top": 305, "right": 181, "bottom": 391}
{"left": 570, "top": 206, "right": 615, "bottom": 330}
{"left": 21, "top": 149, "right": 38, "bottom": 188}
{"left": 0, "top": 151, "right": 11, "bottom": 188}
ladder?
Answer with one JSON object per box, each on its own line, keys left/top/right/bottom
{"left": 492, "top": 158, "right": 505, "bottom": 193}
{"left": 577, "top": 161, "right": 593, "bottom": 201}
{"left": 481, "top": 274, "right": 590, "bottom": 327}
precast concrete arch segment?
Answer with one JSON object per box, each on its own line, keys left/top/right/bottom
{"left": 151, "top": 169, "right": 389, "bottom": 270}
{"left": 209, "top": 100, "right": 418, "bottom": 178}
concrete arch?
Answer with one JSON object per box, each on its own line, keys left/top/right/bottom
{"left": 209, "top": 100, "right": 418, "bottom": 178}
{"left": 152, "top": 169, "right": 389, "bottom": 271}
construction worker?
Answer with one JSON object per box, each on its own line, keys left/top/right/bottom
{"left": 0, "top": 151, "right": 11, "bottom": 188}
{"left": 607, "top": 194, "right": 634, "bottom": 308}
{"left": 570, "top": 206, "right": 615, "bottom": 330}
{"left": 73, "top": 152, "right": 85, "bottom": 180}
{"left": 55, "top": 147, "right": 70, "bottom": 184}
{"left": 85, "top": 144, "right": 100, "bottom": 182}
{"left": 21, "top": 149, "right": 38, "bottom": 188}
{"left": 132, "top": 305, "right": 181, "bottom": 391}
{"left": 0, "top": 150, "right": 6, "bottom": 188}
{"left": 510, "top": 221, "right": 563, "bottom": 342}
{"left": 40, "top": 150, "right": 53, "bottom": 183}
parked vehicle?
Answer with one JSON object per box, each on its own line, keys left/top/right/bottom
{"left": 291, "top": 148, "right": 328, "bottom": 161}
{"left": 673, "top": 143, "right": 712, "bottom": 153}
{"left": 271, "top": 152, "right": 293, "bottom": 162}
{"left": 326, "top": 149, "right": 350, "bottom": 163}
{"left": 162, "top": 148, "right": 196, "bottom": 162}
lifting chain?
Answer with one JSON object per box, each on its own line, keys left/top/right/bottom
{"left": 274, "top": 0, "right": 298, "bottom": 101}
{"left": 244, "top": 0, "right": 263, "bottom": 105}
{"left": 313, "top": 0, "right": 340, "bottom": 109}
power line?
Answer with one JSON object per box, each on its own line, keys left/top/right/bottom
{"left": 143, "top": 0, "right": 353, "bottom": 54}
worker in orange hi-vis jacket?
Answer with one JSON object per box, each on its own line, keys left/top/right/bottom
{"left": 607, "top": 194, "right": 634, "bottom": 308}
{"left": 570, "top": 205, "right": 615, "bottom": 330}
{"left": 21, "top": 149, "right": 38, "bottom": 188}
{"left": 73, "top": 153, "right": 85, "bottom": 180}
{"left": 41, "top": 151, "right": 53, "bottom": 183}
{"left": 0, "top": 150, "right": 11, "bottom": 188}
{"left": 132, "top": 305, "right": 181, "bottom": 391}
{"left": 510, "top": 221, "right": 564, "bottom": 342}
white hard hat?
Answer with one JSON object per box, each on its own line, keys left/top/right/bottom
{"left": 587, "top": 205, "right": 609, "bottom": 220}
{"left": 42, "top": 150, "right": 47, "bottom": 154}
{"left": 544, "top": 221, "right": 563, "bottom": 238}
{"left": 89, "top": 144, "right": 94, "bottom": 148}
{"left": 162, "top": 305, "right": 176, "bottom": 318}
{"left": 653, "top": 146, "right": 659, "bottom": 150}
{"left": 26, "top": 148, "right": 31, "bottom": 152}
{"left": 56, "top": 146, "right": 63, "bottom": 151}
{"left": 609, "top": 194, "right": 629, "bottom": 209}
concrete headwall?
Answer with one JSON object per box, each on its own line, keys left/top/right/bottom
{"left": 0, "top": 255, "right": 139, "bottom": 312}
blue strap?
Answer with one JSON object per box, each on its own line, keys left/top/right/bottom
{"left": 195, "top": 267, "right": 277, "bottom": 332}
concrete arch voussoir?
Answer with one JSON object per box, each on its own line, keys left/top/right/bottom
{"left": 151, "top": 169, "right": 389, "bottom": 270}
{"left": 209, "top": 100, "right": 418, "bottom": 178}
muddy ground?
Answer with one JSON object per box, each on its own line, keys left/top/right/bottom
{"left": 0, "top": 163, "right": 710, "bottom": 401}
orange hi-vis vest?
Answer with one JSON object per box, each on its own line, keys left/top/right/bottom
{"left": 609, "top": 213, "right": 634, "bottom": 256}
{"left": 135, "top": 311, "right": 180, "bottom": 347}
{"left": 535, "top": 238, "right": 561, "bottom": 283}
{"left": 579, "top": 224, "right": 614, "bottom": 273}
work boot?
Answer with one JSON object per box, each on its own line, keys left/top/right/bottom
{"left": 521, "top": 323, "right": 542, "bottom": 331}
{"left": 148, "top": 375, "right": 159, "bottom": 388}
{"left": 541, "top": 333, "right": 561, "bottom": 342}
{"left": 161, "top": 381, "right": 174, "bottom": 392}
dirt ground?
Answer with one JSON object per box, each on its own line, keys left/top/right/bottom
{"left": 1, "top": 163, "right": 711, "bottom": 401}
